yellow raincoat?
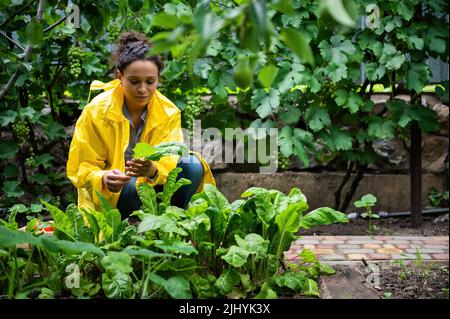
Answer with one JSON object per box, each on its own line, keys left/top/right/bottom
{"left": 66, "top": 79, "right": 215, "bottom": 214}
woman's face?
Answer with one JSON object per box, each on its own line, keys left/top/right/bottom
{"left": 117, "top": 60, "right": 159, "bottom": 108}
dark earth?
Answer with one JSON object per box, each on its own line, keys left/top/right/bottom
{"left": 376, "top": 262, "right": 449, "bottom": 299}
{"left": 329, "top": 263, "right": 449, "bottom": 299}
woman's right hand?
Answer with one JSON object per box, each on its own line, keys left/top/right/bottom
{"left": 102, "top": 169, "right": 131, "bottom": 193}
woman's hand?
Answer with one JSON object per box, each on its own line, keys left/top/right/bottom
{"left": 125, "top": 158, "right": 157, "bottom": 178}
{"left": 102, "top": 169, "right": 131, "bottom": 193}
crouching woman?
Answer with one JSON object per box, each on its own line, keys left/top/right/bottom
{"left": 66, "top": 31, "right": 215, "bottom": 219}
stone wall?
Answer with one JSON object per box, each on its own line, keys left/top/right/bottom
{"left": 367, "top": 94, "right": 448, "bottom": 175}
{"left": 213, "top": 172, "right": 445, "bottom": 213}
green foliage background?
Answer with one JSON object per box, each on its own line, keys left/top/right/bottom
{"left": 0, "top": 0, "right": 448, "bottom": 210}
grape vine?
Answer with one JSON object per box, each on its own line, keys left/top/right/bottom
{"left": 12, "top": 119, "right": 30, "bottom": 147}
{"left": 67, "top": 47, "right": 83, "bottom": 78}
{"left": 25, "top": 147, "right": 37, "bottom": 169}
{"left": 106, "top": 23, "right": 121, "bottom": 43}
{"left": 277, "top": 152, "right": 291, "bottom": 171}
{"left": 183, "top": 94, "right": 205, "bottom": 136}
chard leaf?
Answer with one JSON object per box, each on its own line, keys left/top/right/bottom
{"left": 65, "top": 204, "right": 90, "bottom": 241}
{"left": 186, "top": 198, "right": 209, "bottom": 216}
{"left": 320, "top": 264, "right": 336, "bottom": 275}
{"left": 101, "top": 252, "right": 133, "bottom": 274}
{"left": 0, "top": 226, "right": 104, "bottom": 256}
{"left": 302, "top": 279, "right": 320, "bottom": 297}
{"left": 254, "top": 282, "right": 278, "bottom": 299}
{"left": 148, "top": 273, "right": 192, "bottom": 299}
{"left": 95, "top": 190, "right": 113, "bottom": 212}
{"left": 159, "top": 258, "right": 197, "bottom": 277}
{"left": 101, "top": 208, "right": 124, "bottom": 243}
{"left": 71, "top": 278, "right": 101, "bottom": 298}
{"left": 164, "top": 276, "right": 193, "bottom": 299}
{"left": 235, "top": 234, "right": 269, "bottom": 259}
{"left": 275, "top": 203, "right": 303, "bottom": 234}
{"left": 154, "top": 238, "right": 198, "bottom": 255}
{"left": 240, "top": 273, "right": 255, "bottom": 292}
{"left": 220, "top": 245, "right": 250, "bottom": 267}
{"left": 287, "top": 188, "right": 308, "bottom": 209}
{"left": 41, "top": 200, "right": 74, "bottom": 240}
{"left": 102, "top": 272, "right": 134, "bottom": 299}
{"left": 215, "top": 269, "right": 241, "bottom": 295}
{"left": 0, "top": 225, "right": 40, "bottom": 247}
{"left": 273, "top": 271, "right": 308, "bottom": 292}
{"left": 300, "top": 207, "right": 349, "bottom": 229}
{"left": 158, "top": 167, "right": 191, "bottom": 212}
{"left": 271, "top": 202, "right": 304, "bottom": 256}
{"left": 133, "top": 141, "right": 188, "bottom": 161}
{"left": 205, "top": 206, "right": 225, "bottom": 246}
{"left": 137, "top": 183, "right": 158, "bottom": 215}
{"left": 254, "top": 192, "right": 275, "bottom": 226}
{"left": 122, "top": 246, "right": 169, "bottom": 259}
{"left": 133, "top": 143, "right": 156, "bottom": 159}
{"left": 180, "top": 213, "right": 211, "bottom": 231}
{"left": 241, "top": 187, "right": 270, "bottom": 198}
{"left": 82, "top": 208, "right": 100, "bottom": 243}
{"left": 40, "top": 237, "right": 104, "bottom": 256}
{"left": 273, "top": 192, "right": 288, "bottom": 215}
{"left": 191, "top": 273, "right": 218, "bottom": 298}
{"left": 204, "top": 184, "right": 232, "bottom": 215}
{"left": 137, "top": 213, "right": 187, "bottom": 236}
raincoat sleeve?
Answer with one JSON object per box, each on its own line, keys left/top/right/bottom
{"left": 66, "top": 108, "right": 113, "bottom": 207}
{"left": 137, "top": 110, "right": 184, "bottom": 187}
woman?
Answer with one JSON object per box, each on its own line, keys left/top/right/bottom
{"left": 67, "top": 31, "right": 215, "bottom": 219}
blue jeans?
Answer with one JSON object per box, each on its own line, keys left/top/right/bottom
{"left": 116, "top": 154, "right": 204, "bottom": 218}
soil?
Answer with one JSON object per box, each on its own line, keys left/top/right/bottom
{"left": 330, "top": 263, "right": 449, "bottom": 299}
{"left": 300, "top": 214, "right": 449, "bottom": 236}
{"left": 377, "top": 262, "right": 449, "bottom": 299}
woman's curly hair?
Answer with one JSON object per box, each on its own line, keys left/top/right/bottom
{"left": 113, "top": 31, "right": 164, "bottom": 74}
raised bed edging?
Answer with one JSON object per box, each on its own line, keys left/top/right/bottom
{"left": 214, "top": 172, "right": 446, "bottom": 212}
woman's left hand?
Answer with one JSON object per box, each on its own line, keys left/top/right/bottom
{"left": 125, "top": 158, "right": 157, "bottom": 178}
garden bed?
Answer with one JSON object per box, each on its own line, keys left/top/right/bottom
{"left": 300, "top": 214, "right": 449, "bottom": 236}
{"left": 330, "top": 262, "right": 449, "bottom": 299}
{"left": 377, "top": 262, "right": 449, "bottom": 299}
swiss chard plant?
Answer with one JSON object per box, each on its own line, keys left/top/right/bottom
{"left": 131, "top": 168, "right": 349, "bottom": 298}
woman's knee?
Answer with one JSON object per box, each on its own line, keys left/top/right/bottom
{"left": 178, "top": 154, "right": 204, "bottom": 178}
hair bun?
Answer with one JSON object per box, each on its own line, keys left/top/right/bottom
{"left": 118, "top": 31, "right": 150, "bottom": 48}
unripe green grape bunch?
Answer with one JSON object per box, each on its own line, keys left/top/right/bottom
{"left": 277, "top": 153, "right": 291, "bottom": 171}
{"left": 12, "top": 120, "right": 30, "bottom": 147}
{"left": 106, "top": 23, "right": 121, "bottom": 43}
{"left": 25, "top": 156, "right": 37, "bottom": 169}
{"left": 184, "top": 94, "right": 205, "bottom": 136}
{"left": 68, "top": 47, "right": 84, "bottom": 78}
{"left": 25, "top": 147, "right": 37, "bottom": 169}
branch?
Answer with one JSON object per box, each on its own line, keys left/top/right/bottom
{"left": 43, "top": 14, "right": 69, "bottom": 33}
{"left": 0, "top": 0, "right": 45, "bottom": 100}
{"left": 0, "top": 31, "right": 26, "bottom": 51}
{"left": 334, "top": 161, "right": 355, "bottom": 210}
{"left": 0, "top": 0, "right": 37, "bottom": 29}
{"left": 339, "top": 162, "right": 368, "bottom": 212}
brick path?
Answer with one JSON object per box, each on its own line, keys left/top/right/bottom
{"left": 285, "top": 236, "right": 449, "bottom": 263}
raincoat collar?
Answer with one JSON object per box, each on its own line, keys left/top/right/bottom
{"left": 88, "top": 79, "right": 170, "bottom": 124}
